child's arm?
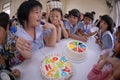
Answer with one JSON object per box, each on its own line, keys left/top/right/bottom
{"left": 56, "top": 26, "right": 61, "bottom": 42}
{"left": 43, "top": 22, "right": 56, "bottom": 47}
{"left": 77, "top": 29, "right": 86, "bottom": 36}
{"left": 60, "top": 20, "right": 68, "bottom": 39}
{"left": 96, "top": 59, "right": 107, "bottom": 70}
{"left": 54, "top": 20, "right": 62, "bottom": 42}
{"left": 86, "top": 31, "right": 98, "bottom": 37}
{"left": 96, "top": 38, "right": 103, "bottom": 47}
{"left": 67, "top": 29, "right": 88, "bottom": 42}
{"left": 7, "top": 32, "right": 32, "bottom": 59}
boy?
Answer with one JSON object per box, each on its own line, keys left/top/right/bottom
{"left": 77, "top": 12, "right": 97, "bottom": 37}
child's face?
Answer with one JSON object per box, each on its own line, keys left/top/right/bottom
{"left": 0, "top": 27, "right": 6, "bottom": 44}
{"left": 28, "top": 6, "right": 42, "bottom": 27}
{"left": 50, "top": 10, "right": 61, "bottom": 24}
{"left": 84, "top": 17, "right": 92, "bottom": 25}
{"left": 113, "top": 38, "right": 120, "bottom": 53}
{"left": 68, "top": 15, "right": 79, "bottom": 26}
{"left": 12, "top": 20, "right": 17, "bottom": 26}
{"left": 100, "top": 20, "right": 108, "bottom": 32}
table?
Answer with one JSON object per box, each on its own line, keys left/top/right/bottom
{"left": 14, "top": 37, "right": 102, "bottom": 80}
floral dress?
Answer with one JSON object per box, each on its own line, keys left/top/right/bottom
{"left": 0, "top": 32, "right": 24, "bottom": 68}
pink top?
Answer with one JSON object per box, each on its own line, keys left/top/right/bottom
{"left": 87, "top": 64, "right": 112, "bottom": 80}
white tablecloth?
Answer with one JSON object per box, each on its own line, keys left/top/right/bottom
{"left": 14, "top": 37, "right": 102, "bottom": 80}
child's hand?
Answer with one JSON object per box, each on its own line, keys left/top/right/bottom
{"left": 95, "top": 37, "right": 100, "bottom": 43}
{"left": 16, "top": 37, "right": 32, "bottom": 59}
{"left": 59, "top": 20, "right": 64, "bottom": 28}
{"left": 42, "top": 21, "right": 56, "bottom": 30}
{"left": 12, "top": 69, "right": 20, "bottom": 78}
{"left": 80, "top": 36, "right": 88, "bottom": 42}
{"left": 52, "top": 20, "right": 61, "bottom": 27}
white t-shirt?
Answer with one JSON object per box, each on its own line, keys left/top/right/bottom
{"left": 47, "top": 1, "right": 62, "bottom": 10}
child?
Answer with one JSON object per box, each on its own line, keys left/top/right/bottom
{"left": 46, "top": 0, "right": 62, "bottom": 21}
{"left": 64, "top": 9, "right": 87, "bottom": 42}
{"left": 95, "top": 15, "right": 114, "bottom": 50}
{"left": 0, "top": 11, "right": 31, "bottom": 66}
{"left": 77, "top": 12, "right": 97, "bottom": 37}
{"left": 48, "top": 8, "right": 68, "bottom": 42}
{"left": 16, "top": 0, "right": 56, "bottom": 51}
{"left": 0, "top": 12, "right": 21, "bottom": 79}
{"left": 9, "top": 18, "right": 18, "bottom": 33}
{"left": 87, "top": 30, "right": 120, "bottom": 80}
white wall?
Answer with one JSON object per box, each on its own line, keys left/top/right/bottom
{"left": 63, "top": 0, "right": 110, "bottom": 19}
{"left": 0, "top": 0, "right": 110, "bottom": 19}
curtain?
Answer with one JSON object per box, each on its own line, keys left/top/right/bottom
{"left": 115, "top": 0, "right": 120, "bottom": 27}
{"left": 110, "top": 0, "right": 120, "bottom": 28}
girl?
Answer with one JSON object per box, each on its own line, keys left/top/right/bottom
{"left": 48, "top": 8, "right": 68, "bottom": 42}
{"left": 9, "top": 18, "right": 18, "bottom": 33}
{"left": 87, "top": 30, "right": 120, "bottom": 80}
{"left": 16, "top": 0, "right": 56, "bottom": 52}
{"left": 46, "top": 0, "right": 62, "bottom": 21}
{"left": 77, "top": 12, "right": 97, "bottom": 37}
{"left": 64, "top": 9, "right": 87, "bottom": 42}
{"left": 96, "top": 15, "right": 114, "bottom": 50}
{"left": 0, "top": 12, "right": 31, "bottom": 68}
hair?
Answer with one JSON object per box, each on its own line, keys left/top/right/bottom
{"left": 0, "top": 12, "right": 9, "bottom": 30}
{"left": 84, "top": 12, "right": 94, "bottom": 21}
{"left": 48, "top": 8, "right": 63, "bottom": 23}
{"left": 101, "top": 15, "right": 114, "bottom": 33}
{"left": 17, "top": 0, "right": 42, "bottom": 26}
{"left": 64, "top": 13, "right": 69, "bottom": 19}
{"left": 91, "top": 11, "right": 96, "bottom": 15}
{"left": 68, "top": 9, "right": 80, "bottom": 18}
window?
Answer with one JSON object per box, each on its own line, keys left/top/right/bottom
{"left": 2, "top": 2, "right": 11, "bottom": 15}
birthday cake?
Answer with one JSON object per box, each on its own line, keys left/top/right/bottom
{"left": 66, "top": 40, "right": 87, "bottom": 62}
{"left": 40, "top": 55, "right": 72, "bottom": 80}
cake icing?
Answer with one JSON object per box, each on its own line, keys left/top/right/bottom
{"left": 66, "top": 40, "right": 87, "bottom": 61}
{"left": 40, "top": 55, "right": 72, "bottom": 80}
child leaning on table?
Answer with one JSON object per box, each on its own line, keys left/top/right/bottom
{"left": 64, "top": 9, "right": 87, "bottom": 42}
{"left": 48, "top": 8, "right": 68, "bottom": 42}
{"left": 77, "top": 12, "right": 97, "bottom": 37}
{"left": 87, "top": 31, "right": 120, "bottom": 80}
{"left": 16, "top": 0, "right": 56, "bottom": 51}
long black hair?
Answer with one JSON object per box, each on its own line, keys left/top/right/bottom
{"left": 101, "top": 15, "right": 114, "bottom": 33}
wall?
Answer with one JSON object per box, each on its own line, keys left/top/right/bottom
{"left": 0, "top": 0, "right": 110, "bottom": 19}
{"left": 63, "top": 0, "right": 110, "bottom": 19}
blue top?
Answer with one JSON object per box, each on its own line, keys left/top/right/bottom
{"left": 64, "top": 20, "right": 81, "bottom": 34}
{"left": 79, "top": 22, "right": 93, "bottom": 34}
{"left": 9, "top": 26, "right": 17, "bottom": 33}
{"left": 99, "top": 31, "right": 114, "bottom": 50}
{"left": 16, "top": 25, "right": 51, "bottom": 52}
